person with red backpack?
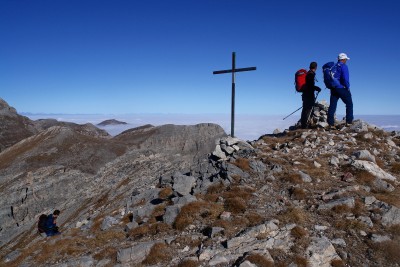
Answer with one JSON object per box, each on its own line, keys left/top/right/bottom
{"left": 300, "top": 62, "right": 321, "bottom": 128}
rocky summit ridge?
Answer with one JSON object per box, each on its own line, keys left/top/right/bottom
{"left": 0, "top": 98, "right": 399, "bottom": 267}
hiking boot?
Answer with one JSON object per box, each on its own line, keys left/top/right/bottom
{"left": 328, "top": 125, "right": 337, "bottom": 131}
{"left": 345, "top": 122, "right": 353, "bottom": 127}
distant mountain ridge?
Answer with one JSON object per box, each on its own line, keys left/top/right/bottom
{"left": 97, "top": 119, "right": 127, "bottom": 126}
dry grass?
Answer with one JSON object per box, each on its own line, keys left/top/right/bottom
{"left": 352, "top": 198, "right": 366, "bottom": 217}
{"left": 373, "top": 188, "right": 400, "bottom": 207}
{"left": 174, "top": 201, "right": 223, "bottom": 230}
{"left": 332, "top": 204, "right": 352, "bottom": 214}
{"left": 121, "top": 213, "right": 133, "bottom": 224}
{"left": 246, "top": 253, "right": 274, "bottom": 267}
{"left": 290, "top": 225, "right": 311, "bottom": 257}
{"left": 116, "top": 177, "right": 131, "bottom": 190}
{"left": 5, "top": 235, "right": 45, "bottom": 267}
{"left": 213, "top": 217, "right": 250, "bottom": 239}
{"left": 387, "top": 224, "right": 400, "bottom": 237}
{"left": 281, "top": 172, "right": 303, "bottom": 184}
{"left": 148, "top": 204, "right": 167, "bottom": 223}
{"left": 177, "top": 259, "right": 199, "bottom": 267}
{"left": 128, "top": 222, "right": 171, "bottom": 240}
{"left": 294, "top": 256, "right": 309, "bottom": 267}
{"left": 223, "top": 185, "right": 254, "bottom": 202}
{"left": 268, "top": 248, "right": 287, "bottom": 265}
{"left": 93, "top": 191, "right": 110, "bottom": 210}
{"left": 370, "top": 240, "right": 400, "bottom": 265}
{"left": 354, "top": 170, "right": 375, "bottom": 186}
{"left": 203, "top": 182, "right": 225, "bottom": 202}
{"left": 29, "top": 230, "right": 125, "bottom": 265}
{"left": 91, "top": 215, "right": 105, "bottom": 232}
{"left": 390, "top": 162, "right": 400, "bottom": 174}
{"left": 308, "top": 168, "right": 330, "bottom": 180}
{"left": 277, "top": 207, "right": 309, "bottom": 225}
{"left": 93, "top": 246, "right": 118, "bottom": 262}
{"left": 233, "top": 158, "right": 251, "bottom": 172}
{"left": 173, "top": 235, "right": 202, "bottom": 249}
{"left": 224, "top": 197, "right": 247, "bottom": 214}
{"left": 142, "top": 242, "right": 172, "bottom": 265}
{"left": 92, "top": 230, "right": 126, "bottom": 246}
{"left": 245, "top": 212, "right": 264, "bottom": 227}
{"left": 221, "top": 185, "right": 255, "bottom": 214}
{"left": 335, "top": 219, "right": 366, "bottom": 232}
{"left": 331, "top": 259, "right": 346, "bottom": 267}
{"left": 291, "top": 226, "right": 308, "bottom": 239}
{"left": 159, "top": 187, "right": 173, "bottom": 199}
{"left": 289, "top": 187, "right": 307, "bottom": 200}
{"left": 206, "top": 182, "right": 225, "bottom": 194}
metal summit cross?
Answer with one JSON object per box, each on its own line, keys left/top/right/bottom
{"left": 213, "top": 52, "right": 256, "bottom": 137}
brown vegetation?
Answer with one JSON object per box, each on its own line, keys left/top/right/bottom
{"left": 224, "top": 197, "right": 247, "bottom": 214}
{"left": 281, "top": 172, "right": 303, "bottom": 184}
{"left": 159, "top": 187, "right": 173, "bottom": 199}
{"left": 289, "top": 187, "right": 307, "bottom": 200}
{"left": 291, "top": 226, "right": 308, "bottom": 239}
{"left": 246, "top": 253, "right": 274, "bottom": 267}
{"left": 233, "top": 158, "right": 251, "bottom": 172}
{"left": 390, "top": 162, "right": 400, "bottom": 174}
{"left": 128, "top": 222, "right": 171, "bottom": 240}
{"left": 331, "top": 259, "right": 346, "bottom": 267}
{"left": 142, "top": 243, "right": 172, "bottom": 265}
{"left": 277, "top": 207, "right": 309, "bottom": 225}
{"left": 174, "top": 201, "right": 223, "bottom": 230}
{"left": 294, "top": 256, "right": 309, "bottom": 267}
{"left": 177, "top": 259, "right": 199, "bottom": 267}
{"left": 370, "top": 240, "right": 400, "bottom": 265}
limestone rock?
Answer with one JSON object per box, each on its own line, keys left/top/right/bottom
{"left": 352, "top": 160, "right": 396, "bottom": 181}
{"left": 173, "top": 173, "right": 196, "bottom": 196}
{"left": 306, "top": 236, "right": 340, "bottom": 267}
{"left": 117, "top": 241, "right": 156, "bottom": 264}
{"left": 353, "top": 150, "right": 376, "bottom": 163}
{"left": 382, "top": 206, "right": 400, "bottom": 226}
{"left": 101, "top": 216, "right": 119, "bottom": 231}
{"left": 318, "top": 197, "right": 355, "bottom": 210}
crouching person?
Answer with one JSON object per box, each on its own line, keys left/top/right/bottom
{"left": 44, "top": 210, "right": 61, "bottom": 236}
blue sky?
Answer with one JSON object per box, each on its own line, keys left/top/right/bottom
{"left": 1, "top": 0, "right": 399, "bottom": 115}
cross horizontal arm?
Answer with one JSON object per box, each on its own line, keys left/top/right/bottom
{"left": 213, "top": 67, "right": 256, "bottom": 75}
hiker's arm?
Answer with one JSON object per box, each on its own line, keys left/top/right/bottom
{"left": 341, "top": 64, "right": 350, "bottom": 89}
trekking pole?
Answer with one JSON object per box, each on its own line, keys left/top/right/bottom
{"left": 305, "top": 91, "right": 320, "bottom": 127}
{"left": 283, "top": 106, "right": 302, "bottom": 120}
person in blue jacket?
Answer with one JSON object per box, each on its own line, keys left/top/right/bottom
{"left": 45, "top": 210, "right": 61, "bottom": 236}
{"left": 327, "top": 53, "right": 353, "bottom": 128}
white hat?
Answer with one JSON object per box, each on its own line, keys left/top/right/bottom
{"left": 338, "top": 53, "right": 350, "bottom": 60}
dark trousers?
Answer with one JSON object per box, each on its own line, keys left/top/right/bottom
{"left": 327, "top": 87, "right": 353, "bottom": 125}
{"left": 301, "top": 93, "right": 315, "bottom": 128}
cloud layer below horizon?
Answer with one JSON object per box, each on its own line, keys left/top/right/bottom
{"left": 25, "top": 114, "right": 400, "bottom": 141}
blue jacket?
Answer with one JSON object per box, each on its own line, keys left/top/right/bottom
{"left": 45, "top": 214, "right": 57, "bottom": 230}
{"left": 334, "top": 61, "right": 350, "bottom": 89}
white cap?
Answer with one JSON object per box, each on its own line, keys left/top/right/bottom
{"left": 338, "top": 53, "right": 350, "bottom": 60}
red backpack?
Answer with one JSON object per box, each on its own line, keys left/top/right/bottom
{"left": 295, "top": 69, "right": 307, "bottom": 92}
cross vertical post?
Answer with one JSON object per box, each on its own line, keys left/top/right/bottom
{"left": 213, "top": 52, "right": 256, "bottom": 137}
{"left": 231, "top": 52, "right": 235, "bottom": 137}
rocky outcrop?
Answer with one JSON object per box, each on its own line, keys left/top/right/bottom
{"left": 115, "top": 123, "right": 227, "bottom": 160}
{"left": 0, "top": 98, "right": 37, "bottom": 151}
